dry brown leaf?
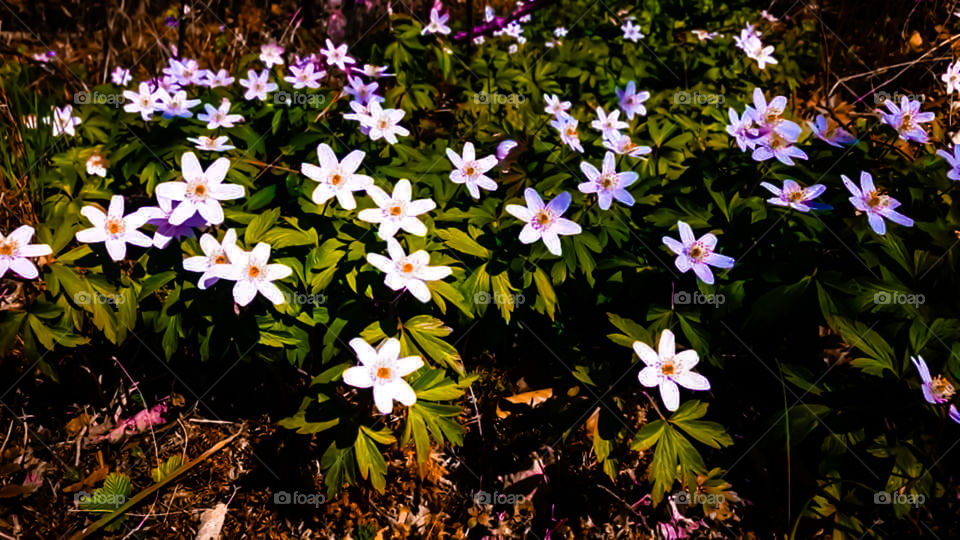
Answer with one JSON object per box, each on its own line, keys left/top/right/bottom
{"left": 496, "top": 388, "right": 553, "bottom": 418}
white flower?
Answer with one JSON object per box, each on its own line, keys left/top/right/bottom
{"left": 550, "top": 115, "right": 584, "bottom": 153}
{"left": 300, "top": 143, "right": 373, "bottom": 209}
{"left": 123, "top": 82, "right": 160, "bottom": 121}
{"left": 156, "top": 89, "right": 201, "bottom": 119}
{"left": 284, "top": 63, "right": 325, "bottom": 89}
{"left": 603, "top": 131, "right": 652, "bottom": 158}
{"left": 508, "top": 44, "right": 519, "bottom": 54}
{"left": 943, "top": 61, "right": 960, "bottom": 95}
{"left": 206, "top": 69, "right": 235, "bottom": 88}
{"left": 85, "top": 154, "right": 108, "bottom": 177}
{"left": 579, "top": 151, "right": 638, "bottom": 210}
{"left": 320, "top": 39, "right": 356, "bottom": 72}
{"left": 358, "top": 179, "right": 435, "bottom": 238}
{"left": 544, "top": 94, "right": 571, "bottom": 118}
{"left": 621, "top": 20, "right": 644, "bottom": 42}
{"left": 590, "top": 107, "right": 628, "bottom": 139}
{"left": 183, "top": 229, "right": 238, "bottom": 289}
{"left": 155, "top": 152, "right": 244, "bottom": 225}
{"left": 197, "top": 98, "right": 244, "bottom": 129}
{"left": 343, "top": 337, "right": 423, "bottom": 414}
{"left": 554, "top": 27, "right": 568, "bottom": 38}
{"left": 111, "top": 67, "right": 132, "bottom": 86}
{"left": 187, "top": 135, "right": 235, "bottom": 152}
{"left": 52, "top": 105, "right": 81, "bottom": 137}
{"left": 353, "top": 64, "right": 393, "bottom": 78}
{"left": 75, "top": 195, "right": 153, "bottom": 261}
{"left": 445, "top": 142, "right": 498, "bottom": 199}
{"left": 616, "top": 81, "right": 650, "bottom": 120}
{"left": 213, "top": 242, "right": 292, "bottom": 306}
{"left": 505, "top": 188, "right": 582, "bottom": 255}
{"left": 259, "top": 43, "right": 285, "bottom": 68}
{"left": 635, "top": 329, "right": 710, "bottom": 411}
{"left": 422, "top": 6, "right": 451, "bottom": 35}
{"left": 238, "top": 69, "right": 278, "bottom": 101}
{"left": 366, "top": 238, "right": 451, "bottom": 302}
{"left": 353, "top": 100, "right": 409, "bottom": 144}
{"left": 0, "top": 225, "right": 52, "bottom": 279}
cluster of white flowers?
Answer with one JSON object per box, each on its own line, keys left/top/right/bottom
{"left": 734, "top": 24, "right": 776, "bottom": 70}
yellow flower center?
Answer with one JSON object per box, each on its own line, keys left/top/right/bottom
{"left": 932, "top": 375, "right": 956, "bottom": 401}
{"left": 0, "top": 241, "right": 14, "bottom": 257}
{"left": 213, "top": 254, "right": 227, "bottom": 265}
{"left": 787, "top": 190, "right": 804, "bottom": 202}
{"left": 248, "top": 265, "right": 261, "bottom": 279}
{"left": 401, "top": 262, "right": 414, "bottom": 273}
{"left": 660, "top": 361, "right": 676, "bottom": 376}
{"left": 106, "top": 219, "right": 124, "bottom": 235}
{"left": 376, "top": 367, "right": 392, "bottom": 379}
{"left": 390, "top": 205, "right": 403, "bottom": 216}
{"left": 331, "top": 173, "right": 343, "bottom": 186}
{"left": 535, "top": 211, "right": 552, "bottom": 227}
{"left": 464, "top": 165, "right": 476, "bottom": 176}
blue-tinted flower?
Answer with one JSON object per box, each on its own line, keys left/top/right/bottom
{"left": 726, "top": 107, "right": 759, "bottom": 151}
{"left": 579, "top": 151, "right": 638, "bottom": 210}
{"left": 616, "top": 81, "right": 649, "bottom": 120}
{"left": 603, "top": 131, "right": 652, "bottom": 158}
{"left": 808, "top": 114, "right": 857, "bottom": 147}
{"left": 760, "top": 179, "right": 829, "bottom": 212}
{"left": 622, "top": 20, "right": 644, "bottom": 42}
{"left": 879, "top": 96, "right": 934, "bottom": 143}
{"left": 505, "top": 189, "right": 582, "bottom": 256}
{"left": 936, "top": 144, "right": 960, "bottom": 181}
{"left": 590, "top": 107, "right": 628, "bottom": 139}
{"left": 550, "top": 115, "right": 584, "bottom": 153}
{"left": 111, "top": 67, "right": 132, "bottom": 86}
{"left": 662, "top": 221, "right": 735, "bottom": 285}
{"left": 842, "top": 171, "right": 914, "bottom": 235}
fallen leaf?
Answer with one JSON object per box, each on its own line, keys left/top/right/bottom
{"left": 195, "top": 502, "right": 229, "bottom": 540}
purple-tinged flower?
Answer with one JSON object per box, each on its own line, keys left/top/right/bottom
{"left": 879, "top": 96, "right": 934, "bottom": 144}
{"left": 238, "top": 69, "right": 278, "bottom": 101}
{"left": 751, "top": 124, "right": 808, "bottom": 166}
{"left": 156, "top": 89, "right": 200, "bottom": 119}
{"left": 259, "top": 43, "right": 285, "bottom": 68}
{"left": 550, "top": 115, "right": 584, "bottom": 153}
{"left": 205, "top": 69, "right": 235, "bottom": 88}
{"left": 197, "top": 98, "right": 244, "bottom": 129}
{"left": 590, "top": 107, "right": 628, "bottom": 139}
{"left": 505, "top": 189, "right": 582, "bottom": 256}
{"left": 353, "top": 64, "right": 393, "bottom": 79}
{"left": 759, "top": 179, "right": 829, "bottom": 212}
{"left": 343, "top": 76, "right": 381, "bottom": 105}
{"left": 950, "top": 405, "right": 960, "bottom": 424}
{"left": 726, "top": 107, "right": 759, "bottom": 151}
{"left": 912, "top": 356, "right": 956, "bottom": 405}
{"left": 141, "top": 196, "right": 208, "bottom": 249}
{"left": 662, "top": 221, "right": 735, "bottom": 285}
{"left": 808, "top": 114, "right": 857, "bottom": 147}
{"left": 111, "top": 67, "right": 132, "bottom": 86}
{"left": 936, "top": 144, "right": 960, "bottom": 181}
{"left": 603, "top": 131, "right": 652, "bottom": 158}
{"left": 187, "top": 135, "right": 235, "bottom": 152}
{"left": 842, "top": 171, "right": 914, "bottom": 235}
{"left": 320, "top": 39, "right": 356, "bottom": 72}
{"left": 284, "top": 63, "right": 325, "bottom": 89}
{"left": 496, "top": 140, "right": 518, "bottom": 161}
{"left": 616, "top": 81, "right": 650, "bottom": 120}
{"left": 0, "top": 226, "right": 52, "bottom": 279}
{"left": 578, "top": 151, "right": 638, "bottom": 210}
{"left": 543, "top": 94, "right": 571, "bottom": 118}
{"left": 422, "top": 6, "right": 451, "bottom": 35}
{"left": 621, "top": 20, "right": 644, "bottom": 42}
{"left": 943, "top": 61, "right": 960, "bottom": 95}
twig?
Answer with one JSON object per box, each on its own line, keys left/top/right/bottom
{"left": 68, "top": 430, "right": 243, "bottom": 540}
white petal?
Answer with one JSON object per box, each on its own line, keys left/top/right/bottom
{"left": 343, "top": 366, "right": 374, "bottom": 388}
